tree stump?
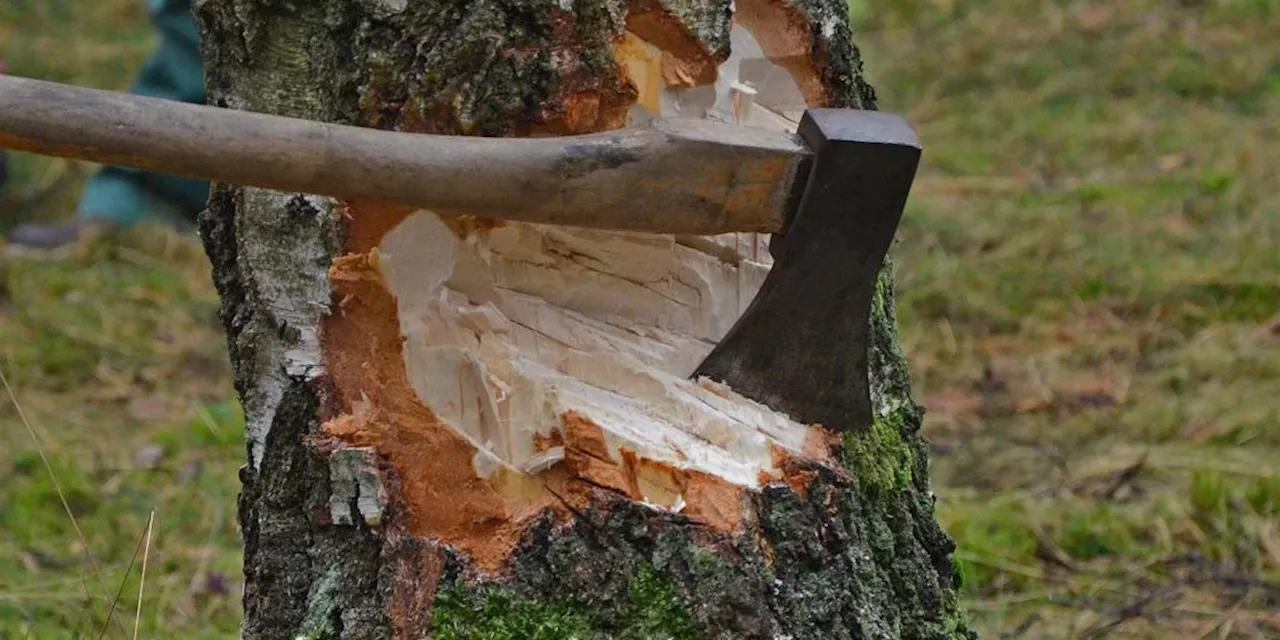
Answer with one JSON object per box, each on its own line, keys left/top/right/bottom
{"left": 194, "top": 0, "right": 973, "bottom": 637}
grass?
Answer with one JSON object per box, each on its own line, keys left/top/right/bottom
{"left": 2, "top": 6, "right": 243, "bottom": 633}
{"left": 852, "top": 0, "right": 1280, "bottom": 636}
{"left": 2, "top": 0, "right": 1278, "bottom": 638}
{"left": 0, "top": 232, "right": 245, "bottom": 636}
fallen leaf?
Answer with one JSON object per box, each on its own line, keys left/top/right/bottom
{"left": 1182, "top": 423, "right": 1220, "bottom": 444}
{"left": 1157, "top": 153, "right": 1187, "bottom": 172}
{"left": 203, "top": 571, "right": 229, "bottom": 597}
{"left": 1063, "top": 392, "right": 1117, "bottom": 410}
{"left": 126, "top": 394, "right": 173, "bottom": 422}
{"left": 1015, "top": 396, "right": 1052, "bottom": 414}
{"left": 178, "top": 458, "right": 203, "bottom": 483}
{"left": 133, "top": 444, "right": 166, "bottom": 469}
{"left": 1074, "top": 4, "right": 1116, "bottom": 31}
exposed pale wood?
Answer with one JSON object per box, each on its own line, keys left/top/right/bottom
{"left": 0, "top": 74, "right": 809, "bottom": 235}
{"left": 377, "top": 211, "right": 807, "bottom": 493}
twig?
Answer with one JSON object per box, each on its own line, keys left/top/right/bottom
{"left": 96, "top": 516, "right": 150, "bottom": 640}
{"left": 1189, "top": 602, "right": 1242, "bottom": 640}
{"left": 1100, "top": 453, "right": 1147, "bottom": 500}
{"left": 191, "top": 401, "right": 223, "bottom": 438}
{"left": 1079, "top": 587, "right": 1182, "bottom": 639}
{"left": 952, "top": 551, "right": 1045, "bottom": 581}
{"left": 134, "top": 511, "right": 155, "bottom": 640}
{"left": 1003, "top": 612, "right": 1041, "bottom": 638}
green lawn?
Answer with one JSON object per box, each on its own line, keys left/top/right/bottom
{"left": 2, "top": 0, "right": 1278, "bottom": 637}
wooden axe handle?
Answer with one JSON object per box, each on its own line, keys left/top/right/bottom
{"left": 0, "top": 74, "right": 810, "bottom": 235}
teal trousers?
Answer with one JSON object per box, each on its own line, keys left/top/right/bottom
{"left": 77, "top": 0, "right": 207, "bottom": 226}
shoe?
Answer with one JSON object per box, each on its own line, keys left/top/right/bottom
{"left": 5, "top": 218, "right": 118, "bottom": 258}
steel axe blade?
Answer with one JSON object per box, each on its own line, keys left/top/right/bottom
{"left": 693, "top": 109, "right": 923, "bottom": 432}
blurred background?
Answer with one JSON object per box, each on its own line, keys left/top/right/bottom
{"left": 1, "top": 0, "right": 1277, "bottom": 637}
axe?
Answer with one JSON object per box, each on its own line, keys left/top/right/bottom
{"left": 0, "top": 74, "right": 922, "bottom": 432}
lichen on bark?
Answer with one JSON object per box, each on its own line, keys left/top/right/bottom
{"left": 194, "top": 0, "right": 974, "bottom": 638}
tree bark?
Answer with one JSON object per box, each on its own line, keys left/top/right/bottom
{"left": 193, "top": 1, "right": 974, "bottom": 638}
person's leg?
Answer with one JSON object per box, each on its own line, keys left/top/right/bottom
{"left": 8, "top": 0, "right": 207, "bottom": 252}
{"left": 84, "top": 0, "right": 207, "bottom": 223}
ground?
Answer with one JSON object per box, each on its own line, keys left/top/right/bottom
{"left": 0, "top": 0, "right": 1277, "bottom": 637}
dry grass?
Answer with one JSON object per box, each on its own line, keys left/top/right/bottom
{"left": 1, "top": 0, "right": 1278, "bottom": 637}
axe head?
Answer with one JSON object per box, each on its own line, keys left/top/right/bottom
{"left": 694, "top": 108, "right": 923, "bottom": 433}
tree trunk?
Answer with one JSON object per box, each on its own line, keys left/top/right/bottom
{"left": 193, "top": 1, "right": 973, "bottom": 638}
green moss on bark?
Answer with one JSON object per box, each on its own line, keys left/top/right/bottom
{"left": 428, "top": 583, "right": 593, "bottom": 640}
{"left": 614, "top": 564, "right": 700, "bottom": 640}
{"left": 839, "top": 263, "right": 922, "bottom": 497}
{"left": 427, "top": 562, "right": 697, "bottom": 640}
{"left": 843, "top": 407, "right": 917, "bottom": 496}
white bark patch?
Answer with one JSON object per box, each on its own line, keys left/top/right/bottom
{"left": 239, "top": 189, "right": 333, "bottom": 469}
{"left": 327, "top": 447, "right": 388, "bottom": 528}
{"left": 284, "top": 326, "right": 325, "bottom": 380}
